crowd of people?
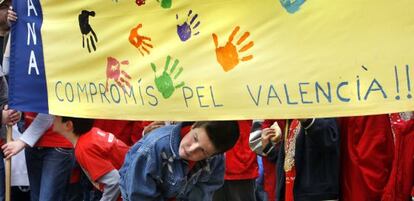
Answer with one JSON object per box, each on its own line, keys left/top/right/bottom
{"left": 0, "top": 1, "right": 412, "bottom": 201}
{"left": 0, "top": 115, "right": 413, "bottom": 201}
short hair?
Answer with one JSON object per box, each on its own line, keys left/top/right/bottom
{"left": 61, "top": 116, "right": 94, "bottom": 136}
{"left": 192, "top": 121, "right": 240, "bottom": 154}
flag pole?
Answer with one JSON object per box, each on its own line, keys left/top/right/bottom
{"left": 5, "top": 124, "right": 12, "bottom": 201}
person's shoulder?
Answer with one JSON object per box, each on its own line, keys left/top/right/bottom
{"left": 76, "top": 128, "right": 102, "bottom": 151}
{"left": 208, "top": 154, "right": 224, "bottom": 164}
{"left": 134, "top": 125, "right": 175, "bottom": 154}
{"left": 142, "top": 125, "right": 175, "bottom": 142}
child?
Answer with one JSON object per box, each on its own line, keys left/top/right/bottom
{"left": 120, "top": 121, "right": 240, "bottom": 201}
{"left": 53, "top": 116, "right": 129, "bottom": 201}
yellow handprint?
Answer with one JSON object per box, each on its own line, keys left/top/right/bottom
{"left": 212, "top": 26, "right": 254, "bottom": 72}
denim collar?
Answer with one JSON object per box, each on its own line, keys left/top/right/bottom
{"left": 169, "top": 123, "right": 183, "bottom": 159}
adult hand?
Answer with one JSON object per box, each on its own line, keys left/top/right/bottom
{"left": 7, "top": 6, "right": 17, "bottom": 25}
{"left": 2, "top": 105, "right": 21, "bottom": 125}
{"left": 2, "top": 139, "right": 27, "bottom": 159}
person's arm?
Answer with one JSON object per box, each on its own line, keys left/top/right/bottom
{"left": 185, "top": 155, "right": 225, "bottom": 201}
{"left": 249, "top": 129, "right": 264, "bottom": 155}
{"left": 98, "top": 170, "right": 121, "bottom": 201}
{"left": 19, "top": 113, "right": 53, "bottom": 146}
{"left": 120, "top": 142, "right": 163, "bottom": 201}
{"left": 2, "top": 113, "right": 53, "bottom": 159}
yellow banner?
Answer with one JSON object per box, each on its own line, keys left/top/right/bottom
{"left": 40, "top": 0, "right": 414, "bottom": 120}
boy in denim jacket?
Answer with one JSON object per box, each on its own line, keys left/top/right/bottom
{"left": 120, "top": 121, "right": 240, "bottom": 201}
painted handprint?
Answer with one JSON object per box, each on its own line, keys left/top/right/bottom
{"left": 176, "top": 10, "right": 200, "bottom": 42}
{"left": 212, "top": 26, "right": 254, "bottom": 72}
{"left": 157, "top": 0, "right": 172, "bottom": 9}
{"left": 279, "top": 0, "right": 306, "bottom": 14}
{"left": 129, "top": 23, "right": 153, "bottom": 56}
{"left": 78, "top": 10, "right": 98, "bottom": 53}
{"left": 106, "top": 57, "right": 131, "bottom": 92}
{"left": 136, "top": 0, "right": 145, "bottom": 6}
{"left": 151, "top": 56, "right": 185, "bottom": 99}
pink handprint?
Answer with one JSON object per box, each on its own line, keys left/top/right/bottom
{"left": 105, "top": 57, "right": 131, "bottom": 92}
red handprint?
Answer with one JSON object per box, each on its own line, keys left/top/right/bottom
{"left": 106, "top": 57, "right": 131, "bottom": 92}
{"left": 129, "top": 23, "right": 153, "bottom": 56}
{"left": 136, "top": 0, "right": 145, "bottom": 6}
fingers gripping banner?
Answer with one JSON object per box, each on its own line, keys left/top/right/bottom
{"left": 9, "top": 0, "right": 414, "bottom": 120}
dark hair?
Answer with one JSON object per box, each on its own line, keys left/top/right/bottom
{"left": 192, "top": 121, "right": 240, "bottom": 154}
{"left": 61, "top": 117, "right": 94, "bottom": 136}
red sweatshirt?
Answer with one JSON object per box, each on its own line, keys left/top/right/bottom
{"left": 339, "top": 115, "right": 394, "bottom": 201}
{"left": 224, "top": 120, "right": 258, "bottom": 180}
{"left": 382, "top": 112, "right": 414, "bottom": 201}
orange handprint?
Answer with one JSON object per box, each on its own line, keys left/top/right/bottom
{"left": 212, "top": 26, "right": 254, "bottom": 72}
{"left": 105, "top": 57, "right": 132, "bottom": 92}
{"left": 129, "top": 23, "right": 153, "bottom": 56}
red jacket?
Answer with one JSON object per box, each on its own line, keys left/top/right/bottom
{"left": 339, "top": 115, "right": 394, "bottom": 201}
{"left": 382, "top": 112, "right": 414, "bottom": 201}
{"left": 224, "top": 120, "right": 258, "bottom": 180}
{"left": 94, "top": 120, "right": 146, "bottom": 146}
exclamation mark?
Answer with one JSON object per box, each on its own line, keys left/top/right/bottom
{"left": 406, "top": 65, "right": 412, "bottom": 99}
{"left": 395, "top": 65, "right": 400, "bottom": 100}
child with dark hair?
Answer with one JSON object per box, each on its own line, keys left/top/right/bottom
{"left": 119, "top": 121, "right": 240, "bottom": 201}
{"left": 53, "top": 116, "right": 129, "bottom": 201}
{"left": 213, "top": 120, "right": 259, "bottom": 201}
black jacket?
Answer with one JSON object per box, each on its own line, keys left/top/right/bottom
{"left": 268, "top": 118, "right": 340, "bottom": 201}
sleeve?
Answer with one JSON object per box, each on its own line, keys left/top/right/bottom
{"left": 304, "top": 118, "right": 339, "bottom": 149}
{"left": 249, "top": 129, "right": 277, "bottom": 157}
{"left": 354, "top": 115, "right": 394, "bottom": 197}
{"left": 19, "top": 113, "right": 53, "bottom": 147}
{"left": 120, "top": 143, "right": 164, "bottom": 201}
{"left": 265, "top": 143, "right": 280, "bottom": 163}
{"left": 186, "top": 155, "right": 225, "bottom": 201}
{"left": 2, "top": 36, "right": 9, "bottom": 75}
{"left": 77, "top": 144, "right": 116, "bottom": 182}
{"left": 248, "top": 130, "right": 264, "bottom": 155}
{"left": 98, "top": 170, "right": 121, "bottom": 201}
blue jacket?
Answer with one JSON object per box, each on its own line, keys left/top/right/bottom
{"left": 267, "top": 118, "right": 340, "bottom": 201}
{"left": 276, "top": 118, "right": 340, "bottom": 201}
{"left": 119, "top": 123, "right": 225, "bottom": 201}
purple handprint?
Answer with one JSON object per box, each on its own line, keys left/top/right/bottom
{"left": 176, "top": 10, "right": 200, "bottom": 42}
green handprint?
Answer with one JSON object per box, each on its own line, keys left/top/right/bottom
{"left": 157, "top": 0, "right": 172, "bottom": 9}
{"left": 151, "top": 56, "right": 185, "bottom": 99}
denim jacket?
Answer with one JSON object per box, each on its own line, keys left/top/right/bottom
{"left": 119, "top": 123, "right": 225, "bottom": 201}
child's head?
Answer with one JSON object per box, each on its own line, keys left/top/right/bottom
{"left": 53, "top": 116, "right": 94, "bottom": 136}
{"left": 179, "top": 121, "right": 239, "bottom": 161}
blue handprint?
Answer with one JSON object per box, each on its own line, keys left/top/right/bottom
{"left": 279, "top": 0, "right": 306, "bottom": 14}
{"left": 176, "top": 10, "right": 200, "bottom": 42}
